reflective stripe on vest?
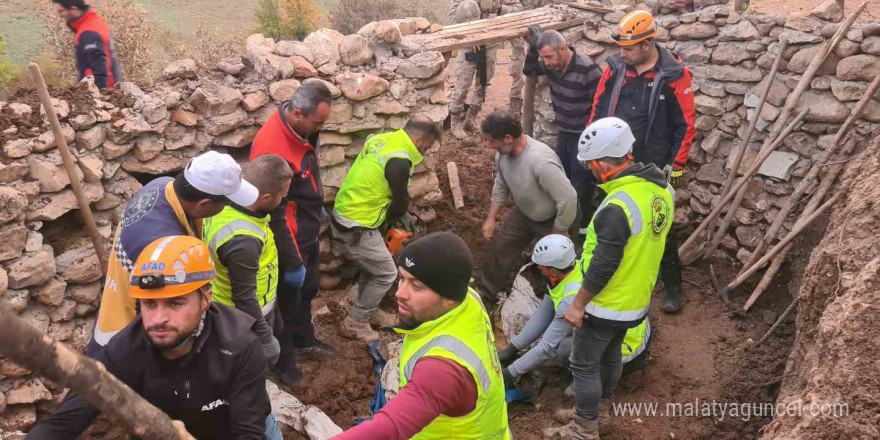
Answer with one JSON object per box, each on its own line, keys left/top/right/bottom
{"left": 403, "top": 335, "right": 491, "bottom": 393}
{"left": 622, "top": 318, "right": 651, "bottom": 363}
{"left": 548, "top": 262, "right": 584, "bottom": 311}
{"left": 208, "top": 219, "right": 267, "bottom": 251}
{"left": 582, "top": 173, "right": 674, "bottom": 324}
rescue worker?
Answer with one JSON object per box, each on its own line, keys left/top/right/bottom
{"left": 203, "top": 154, "right": 293, "bottom": 367}
{"left": 332, "top": 116, "right": 442, "bottom": 342}
{"left": 448, "top": 0, "right": 500, "bottom": 140}
{"left": 478, "top": 111, "right": 578, "bottom": 304}
{"left": 250, "top": 80, "right": 335, "bottom": 386}
{"left": 546, "top": 117, "right": 674, "bottom": 439}
{"left": 589, "top": 10, "right": 696, "bottom": 313}
{"left": 497, "top": 235, "right": 653, "bottom": 382}
{"left": 524, "top": 28, "right": 603, "bottom": 243}
{"left": 28, "top": 236, "right": 280, "bottom": 440}
{"left": 333, "top": 232, "right": 511, "bottom": 440}
{"left": 90, "top": 151, "right": 258, "bottom": 354}
{"left": 52, "top": 0, "right": 122, "bottom": 88}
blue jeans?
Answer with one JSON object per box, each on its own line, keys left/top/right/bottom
{"left": 570, "top": 323, "right": 628, "bottom": 420}
{"left": 265, "top": 414, "right": 283, "bottom": 440}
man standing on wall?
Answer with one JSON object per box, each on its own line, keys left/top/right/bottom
{"left": 250, "top": 80, "right": 334, "bottom": 387}
{"left": 524, "top": 28, "right": 603, "bottom": 243}
{"left": 52, "top": 0, "right": 123, "bottom": 89}
{"left": 590, "top": 11, "right": 696, "bottom": 313}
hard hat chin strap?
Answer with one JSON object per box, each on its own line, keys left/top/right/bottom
{"left": 594, "top": 154, "right": 634, "bottom": 183}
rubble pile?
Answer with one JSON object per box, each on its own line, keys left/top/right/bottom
{"left": 0, "top": 17, "right": 447, "bottom": 432}
{"left": 534, "top": 0, "right": 880, "bottom": 263}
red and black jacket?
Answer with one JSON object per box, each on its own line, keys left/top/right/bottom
{"left": 589, "top": 46, "right": 696, "bottom": 171}
{"left": 67, "top": 6, "right": 122, "bottom": 89}
{"left": 250, "top": 103, "right": 323, "bottom": 271}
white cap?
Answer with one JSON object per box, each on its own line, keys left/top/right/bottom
{"left": 184, "top": 151, "right": 259, "bottom": 206}
{"left": 532, "top": 234, "right": 577, "bottom": 270}
{"left": 577, "top": 117, "right": 635, "bottom": 162}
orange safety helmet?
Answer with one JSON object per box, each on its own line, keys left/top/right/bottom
{"left": 612, "top": 10, "right": 658, "bottom": 46}
{"left": 130, "top": 236, "right": 216, "bottom": 300}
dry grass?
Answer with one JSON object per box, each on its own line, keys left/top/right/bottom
{"left": 328, "top": 0, "right": 447, "bottom": 34}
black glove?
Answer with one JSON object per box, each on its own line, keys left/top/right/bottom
{"left": 502, "top": 367, "right": 515, "bottom": 389}
{"left": 497, "top": 344, "right": 520, "bottom": 366}
{"left": 527, "top": 25, "right": 543, "bottom": 48}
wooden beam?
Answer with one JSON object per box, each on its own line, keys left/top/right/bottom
{"left": 421, "top": 17, "right": 588, "bottom": 53}
{"left": 553, "top": 1, "right": 614, "bottom": 13}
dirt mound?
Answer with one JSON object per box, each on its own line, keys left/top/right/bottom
{"left": 761, "top": 138, "right": 880, "bottom": 439}
{"left": 1, "top": 82, "right": 96, "bottom": 144}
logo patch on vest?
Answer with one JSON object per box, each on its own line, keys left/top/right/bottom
{"left": 123, "top": 187, "right": 160, "bottom": 227}
{"left": 651, "top": 195, "right": 670, "bottom": 235}
{"left": 201, "top": 399, "right": 228, "bottom": 411}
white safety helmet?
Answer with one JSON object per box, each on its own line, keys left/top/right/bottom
{"left": 577, "top": 117, "right": 636, "bottom": 164}
{"left": 532, "top": 234, "right": 577, "bottom": 270}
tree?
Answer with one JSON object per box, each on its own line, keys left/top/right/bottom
{"left": 256, "top": 0, "right": 284, "bottom": 41}
{"left": 280, "top": 0, "right": 324, "bottom": 40}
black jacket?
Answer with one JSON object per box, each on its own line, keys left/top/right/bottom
{"left": 26, "top": 304, "right": 270, "bottom": 440}
{"left": 590, "top": 46, "right": 696, "bottom": 171}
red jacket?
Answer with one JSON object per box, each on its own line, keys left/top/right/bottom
{"left": 590, "top": 46, "right": 696, "bottom": 171}
{"left": 67, "top": 6, "right": 122, "bottom": 88}
{"left": 250, "top": 104, "right": 323, "bottom": 270}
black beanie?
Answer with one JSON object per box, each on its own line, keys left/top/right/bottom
{"left": 397, "top": 232, "right": 474, "bottom": 302}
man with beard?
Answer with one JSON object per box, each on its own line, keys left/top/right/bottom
{"left": 524, "top": 28, "right": 603, "bottom": 244}
{"left": 27, "top": 236, "right": 279, "bottom": 440}
{"left": 477, "top": 111, "right": 577, "bottom": 304}
{"left": 203, "top": 154, "right": 293, "bottom": 366}
{"left": 333, "top": 232, "right": 510, "bottom": 440}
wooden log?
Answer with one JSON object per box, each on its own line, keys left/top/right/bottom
{"left": 552, "top": 1, "right": 615, "bottom": 13}
{"left": 0, "top": 303, "right": 194, "bottom": 439}
{"left": 447, "top": 162, "right": 465, "bottom": 210}
{"left": 728, "top": 192, "right": 841, "bottom": 305}
{"left": 758, "top": 2, "right": 865, "bottom": 156}
{"left": 421, "top": 17, "right": 588, "bottom": 53}
{"left": 29, "top": 63, "right": 108, "bottom": 275}
{"left": 523, "top": 76, "right": 537, "bottom": 136}
{"left": 679, "top": 108, "right": 809, "bottom": 254}
{"left": 705, "top": 41, "right": 787, "bottom": 246}
{"left": 439, "top": 10, "right": 544, "bottom": 33}
{"left": 739, "top": 71, "right": 880, "bottom": 276}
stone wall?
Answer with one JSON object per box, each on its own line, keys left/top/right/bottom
{"left": 0, "top": 17, "right": 448, "bottom": 432}
{"left": 533, "top": 0, "right": 880, "bottom": 264}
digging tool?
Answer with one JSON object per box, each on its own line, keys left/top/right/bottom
{"left": 721, "top": 192, "right": 841, "bottom": 306}
{"left": 679, "top": 108, "right": 809, "bottom": 255}
{"left": 0, "top": 303, "right": 194, "bottom": 439}
{"left": 739, "top": 71, "right": 880, "bottom": 277}
{"left": 29, "top": 63, "right": 108, "bottom": 276}
{"left": 705, "top": 41, "right": 787, "bottom": 246}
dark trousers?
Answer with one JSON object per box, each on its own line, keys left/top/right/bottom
{"left": 556, "top": 131, "right": 598, "bottom": 234}
{"left": 570, "top": 323, "right": 628, "bottom": 420}
{"left": 479, "top": 208, "right": 554, "bottom": 297}
{"left": 277, "top": 245, "right": 320, "bottom": 345}
{"left": 660, "top": 223, "right": 682, "bottom": 289}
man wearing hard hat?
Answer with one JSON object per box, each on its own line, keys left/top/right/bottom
{"left": 545, "top": 117, "right": 674, "bottom": 439}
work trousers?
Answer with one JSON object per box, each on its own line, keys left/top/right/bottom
{"left": 661, "top": 226, "right": 682, "bottom": 289}
{"left": 277, "top": 244, "right": 320, "bottom": 345}
{"left": 509, "top": 38, "right": 526, "bottom": 102}
{"left": 570, "top": 323, "right": 628, "bottom": 420}
{"left": 479, "top": 208, "right": 554, "bottom": 298}
{"left": 557, "top": 131, "right": 598, "bottom": 236}
{"left": 331, "top": 225, "right": 398, "bottom": 322}
{"left": 450, "top": 47, "right": 497, "bottom": 115}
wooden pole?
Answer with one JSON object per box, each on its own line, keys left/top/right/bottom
{"left": 705, "top": 41, "right": 787, "bottom": 243}
{"left": 725, "top": 192, "right": 841, "bottom": 303}
{"left": 743, "top": 242, "right": 792, "bottom": 311}
{"left": 447, "top": 162, "right": 465, "bottom": 209}
{"left": 29, "top": 64, "right": 108, "bottom": 276}
{"left": 739, "top": 71, "right": 880, "bottom": 275}
{"left": 0, "top": 304, "right": 194, "bottom": 439}
{"left": 523, "top": 76, "right": 537, "bottom": 136}
{"left": 679, "top": 108, "right": 809, "bottom": 254}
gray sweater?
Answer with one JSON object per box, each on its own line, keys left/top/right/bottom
{"left": 491, "top": 136, "right": 578, "bottom": 231}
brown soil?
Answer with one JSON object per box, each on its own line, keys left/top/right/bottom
{"left": 751, "top": 0, "right": 880, "bottom": 19}
{"left": 1, "top": 82, "right": 95, "bottom": 144}
{"left": 760, "top": 138, "right": 880, "bottom": 440}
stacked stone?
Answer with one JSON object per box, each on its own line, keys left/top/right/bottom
{"left": 0, "top": 18, "right": 448, "bottom": 430}
{"left": 533, "top": 0, "right": 880, "bottom": 264}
